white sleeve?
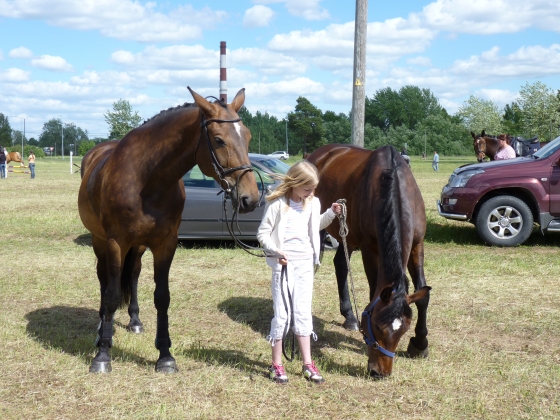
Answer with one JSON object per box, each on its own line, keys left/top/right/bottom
{"left": 257, "top": 200, "right": 279, "bottom": 253}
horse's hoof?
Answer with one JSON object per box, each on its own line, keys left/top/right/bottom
{"left": 342, "top": 317, "right": 359, "bottom": 331}
{"left": 127, "top": 324, "right": 144, "bottom": 334}
{"left": 407, "top": 338, "right": 429, "bottom": 358}
{"left": 155, "top": 357, "right": 179, "bottom": 373}
{"left": 89, "top": 361, "right": 112, "bottom": 373}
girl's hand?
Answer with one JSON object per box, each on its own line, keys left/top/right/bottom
{"left": 331, "top": 203, "right": 342, "bottom": 215}
{"left": 277, "top": 251, "right": 288, "bottom": 266}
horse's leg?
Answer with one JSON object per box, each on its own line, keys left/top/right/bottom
{"left": 151, "top": 236, "right": 179, "bottom": 373}
{"left": 90, "top": 237, "right": 124, "bottom": 373}
{"left": 406, "top": 242, "right": 430, "bottom": 358}
{"left": 123, "top": 245, "right": 146, "bottom": 333}
{"left": 333, "top": 245, "right": 358, "bottom": 330}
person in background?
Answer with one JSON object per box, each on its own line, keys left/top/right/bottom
{"left": 432, "top": 151, "right": 439, "bottom": 171}
{"left": 257, "top": 160, "right": 341, "bottom": 385}
{"left": 0, "top": 147, "right": 6, "bottom": 179}
{"left": 28, "top": 150, "right": 36, "bottom": 179}
{"left": 494, "top": 134, "right": 516, "bottom": 160}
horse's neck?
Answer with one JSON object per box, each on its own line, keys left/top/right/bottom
{"left": 138, "top": 109, "right": 201, "bottom": 186}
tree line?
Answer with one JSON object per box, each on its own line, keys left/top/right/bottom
{"left": 1, "top": 81, "right": 559, "bottom": 158}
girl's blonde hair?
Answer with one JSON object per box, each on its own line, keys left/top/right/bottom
{"left": 266, "top": 160, "right": 319, "bottom": 206}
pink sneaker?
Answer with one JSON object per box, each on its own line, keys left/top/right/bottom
{"left": 302, "top": 360, "right": 324, "bottom": 384}
{"left": 269, "top": 362, "right": 288, "bottom": 384}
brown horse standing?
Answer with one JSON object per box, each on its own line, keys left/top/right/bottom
{"left": 78, "top": 88, "right": 259, "bottom": 373}
{"left": 307, "top": 144, "right": 430, "bottom": 378}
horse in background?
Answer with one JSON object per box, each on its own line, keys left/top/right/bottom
{"left": 6, "top": 151, "right": 24, "bottom": 166}
{"left": 78, "top": 88, "right": 259, "bottom": 374}
{"left": 308, "top": 144, "right": 431, "bottom": 378}
{"left": 472, "top": 130, "right": 541, "bottom": 161}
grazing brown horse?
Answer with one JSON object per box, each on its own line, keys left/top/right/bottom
{"left": 78, "top": 88, "right": 259, "bottom": 373}
{"left": 6, "top": 151, "right": 24, "bottom": 165}
{"left": 307, "top": 144, "right": 431, "bottom": 378}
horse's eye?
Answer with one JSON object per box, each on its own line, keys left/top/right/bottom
{"left": 214, "top": 137, "right": 226, "bottom": 147}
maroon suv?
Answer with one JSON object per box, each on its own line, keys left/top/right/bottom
{"left": 437, "top": 136, "right": 560, "bottom": 246}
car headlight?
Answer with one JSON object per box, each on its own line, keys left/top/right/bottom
{"left": 449, "top": 169, "right": 484, "bottom": 188}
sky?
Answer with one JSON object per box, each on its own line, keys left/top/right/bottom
{"left": 1, "top": 0, "right": 560, "bottom": 140}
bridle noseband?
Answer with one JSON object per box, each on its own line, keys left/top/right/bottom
{"left": 200, "top": 115, "right": 253, "bottom": 193}
{"left": 361, "top": 295, "right": 396, "bottom": 358}
{"left": 475, "top": 138, "right": 486, "bottom": 161}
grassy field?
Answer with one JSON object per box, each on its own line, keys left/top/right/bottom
{"left": 0, "top": 155, "right": 559, "bottom": 419}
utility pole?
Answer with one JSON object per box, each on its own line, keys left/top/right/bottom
{"left": 351, "top": 0, "right": 368, "bottom": 147}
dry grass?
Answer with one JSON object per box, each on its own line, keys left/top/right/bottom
{"left": 0, "top": 156, "right": 559, "bottom": 419}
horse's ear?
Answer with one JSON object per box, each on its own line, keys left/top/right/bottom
{"left": 188, "top": 87, "right": 214, "bottom": 117}
{"left": 471, "top": 131, "right": 476, "bottom": 139}
{"left": 406, "top": 286, "right": 431, "bottom": 305}
{"left": 481, "top": 130, "right": 486, "bottom": 137}
{"left": 380, "top": 285, "right": 394, "bottom": 304}
{"left": 230, "top": 88, "right": 246, "bottom": 113}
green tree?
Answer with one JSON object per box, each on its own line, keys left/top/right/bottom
{"left": 78, "top": 140, "right": 96, "bottom": 156}
{"left": 38, "top": 119, "right": 88, "bottom": 156}
{"left": 0, "top": 113, "right": 12, "bottom": 147}
{"left": 104, "top": 99, "right": 142, "bottom": 140}
{"left": 288, "top": 97, "right": 324, "bottom": 154}
{"left": 502, "top": 102, "right": 524, "bottom": 136}
{"left": 456, "top": 95, "right": 503, "bottom": 135}
{"left": 365, "top": 87, "right": 404, "bottom": 131}
{"left": 517, "top": 81, "right": 560, "bottom": 141}
{"left": 399, "top": 85, "right": 444, "bottom": 130}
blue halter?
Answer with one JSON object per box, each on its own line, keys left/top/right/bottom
{"left": 361, "top": 296, "right": 396, "bottom": 358}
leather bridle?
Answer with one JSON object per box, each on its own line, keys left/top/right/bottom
{"left": 200, "top": 115, "right": 253, "bottom": 192}
{"left": 475, "top": 137, "right": 487, "bottom": 162}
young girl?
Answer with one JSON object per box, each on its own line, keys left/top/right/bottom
{"left": 257, "top": 160, "right": 341, "bottom": 384}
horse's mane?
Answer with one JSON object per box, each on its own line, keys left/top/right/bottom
{"left": 142, "top": 97, "right": 227, "bottom": 126}
{"left": 142, "top": 102, "right": 196, "bottom": 125}
{"left": 373, "top": 146, "right": 412, "bottom": 326}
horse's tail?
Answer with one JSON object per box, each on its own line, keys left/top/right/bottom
{"left": 119, "top": 248, "right": 135, "bottom": 308}
{"left": 375, "top": 146, "right": 409, "bottom": 298}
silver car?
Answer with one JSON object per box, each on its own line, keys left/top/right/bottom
{"left": 179, "top": 153, "right": 290, "bottom": 239}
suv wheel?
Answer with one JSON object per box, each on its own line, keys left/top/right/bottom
{"left": 475, "top": 196, "right": 533, "bottom": 246}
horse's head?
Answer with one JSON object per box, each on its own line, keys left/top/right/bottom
{"left": 472, "top": 131, "right": 487, "bottom": 162}
{"left": 189, "top": 87, "right": 259, "bottom": 214}
{"left": 361, "top": 285, "right": 431, "bottom": 378}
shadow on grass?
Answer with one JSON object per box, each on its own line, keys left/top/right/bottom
{"left": 74, "top": 233, "right": 92, "bottom": 247}
{"left": 426, "top": 220, "right": 560, "bottom": 247}
{"left": 177, "top": 239, "right": 260, "bottom": 250}
{"left": 25, "top": 306, "right": 151, "bottom": 368}
{"left": 215, "top": 296, "right": 367, "bottom": 377}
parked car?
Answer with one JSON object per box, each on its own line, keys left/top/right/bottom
{"left": 267, "top": 151, "right": 289, "bottom": 160}
{"left": 43, "top": 147, "right": 52, "bottom": 156}
{"left": 179, "top": 153, "right": 339, "bottom": 248}
{"left": 437, "top": 135, "right": 560, "bottom": 246}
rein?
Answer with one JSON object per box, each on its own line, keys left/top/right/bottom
{"left": 336, "top": 199, "right": 361, "bottom": 327}
{"left": 336, "top": 199, "right": 395, "bottom": 358}
{"left": 279, "top": 264, "right": 295, "bottom": 362}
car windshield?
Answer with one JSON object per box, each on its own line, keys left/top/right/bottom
{"left": 252, "top": 158, "right": 289, "bottom": 188}
{"left": 532, "top": 135, "right": 560, "bottom": 159}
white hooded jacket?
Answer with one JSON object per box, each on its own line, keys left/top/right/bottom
{"left": 257, "top": 195, "right": 336, "bottom": 266}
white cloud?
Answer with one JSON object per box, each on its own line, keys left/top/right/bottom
{"left": 478, "top": 89, "right": 519, "bottom": 107}
{"left": 0, "top": 0, "right": 227, "bottom": 42}
{"left": 419, "top": 0, "right": 560, "bottom": 34}
{"left": 244, "top": 5, "right": 275, "bottom": 28}
{"left": 257, "top": 0, "right": 329, "bottom": 20}
{"left": 451, "top": 44, "right": 560, "bottom": 80}
{"left": 111, "top": 45, "right": 216, "bottom": 70}
{"left": 407, "top": 56, "right": 432, "bottom": 67}
{"left": 31, "top": 55, "right": 73, "bottom": 72}
{"left": 0, "top": 68, "right": 30, "bottom": 82}
{"left": 9, "top": 47, "right": 33, "bottom": 59}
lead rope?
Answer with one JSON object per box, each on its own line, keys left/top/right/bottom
{"left": 336, "top": 198, "right": 361, "bottom": 329}
{"left": 279, "top": 264, "right": 295, "bottom": 362}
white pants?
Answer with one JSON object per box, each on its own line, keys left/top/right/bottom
{"left": 269, "top": 257, "right": 314, "bottom": 340}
